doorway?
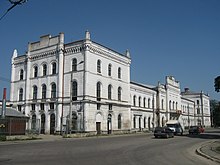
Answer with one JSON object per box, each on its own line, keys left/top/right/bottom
{"left": 96, "top": 122, "right": 101, "bottom": 135}
{"left": 41, "top": 114, "right": 45, "bottom": 134}
{"left": 50, "top": 113, "right": 55, "bottom": 134}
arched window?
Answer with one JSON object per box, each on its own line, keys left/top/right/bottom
{"left": 52, "top": 62, "right": 56, "bottom": 75}
{"left": 20, "top": 69, "right": 24, "bottom": 80}
{"left": 118, "top": 67, "right": 121, "bottom": 79}
{"left": 33, "top": 85, "right": 37, "bottom": 100}
{"left": 139, "top": 96, "right": 141, "bottom": 107}
{"left": 176, "top": 102, "right": 178, "bottom": 110}
{"left": 118, "top": 114, "right": 122, "bottom": 129}
{"left": 72, "top": 58, "right": 77, "bottom": 71}
{"left": 108, "top": 64, "right": 112, "bottom": 76}
{"left": 34, "top": 66, "right": 38, "bottom": 78}
{"left": 42, "top": 84, "right": 47, "bottom": 99}
{"left": 173, "top": 101, "right": 175, "bottom": 110}
{"left": 19, "top": 88, "right": 23, "bottom": 101}
{"left": 72, "top": 81, "right": 77, "bottom": 101}
{"left": 32, "top": 114, "right": 36, "bottom": 130}
{"left": 51, "top": 83, "right": 56, "bottom": 98}
{"left": 97, "top": 82, "right": 101, "bottom": 101}
{"left": 97, "top": 60, "right": 101, "bottom": 73}
{"left": 169, "top": 100, "right": 172, "bottom": 110}
{"left": 133, "top": 95, "right": 136, "bottom": 106}
{"left": 148, "top": 98, "right": 151, "bottom": 108}
{"left": 161, "top": 99, "right": 164, "bottom": 110}
{"left": 43, "top": 64, "right": 47, "bottom": 76}
{"left": 118, "top": 87, "right": 122, "bottom": 101}
{"left": 108, "top": 84, "right": 112, "bottom": 100}
{"left": 143, "top": 98, "right": 146, "bottom": 108}
{"left": 133, "top": 116, "right": 136, "bottom": 128}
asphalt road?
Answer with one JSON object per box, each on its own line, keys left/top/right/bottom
{"left": 0, "top": 130, "right": 219, "bottom": 165}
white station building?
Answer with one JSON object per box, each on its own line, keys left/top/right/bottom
{"left": 10, "top": 31, "right": 211, "bottom": 134}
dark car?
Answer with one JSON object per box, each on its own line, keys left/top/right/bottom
{"left": 154, "top": 127, "right": 174, "bottom": 138}
{"left": 189, "top": 126, "right": 204, "bottom": 135}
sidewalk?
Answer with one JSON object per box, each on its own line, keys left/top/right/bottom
{"left": 196, "top": 140, "right": 220, "bottom": 163}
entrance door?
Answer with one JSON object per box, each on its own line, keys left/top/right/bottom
{"left": 41, "top": 114, "right": 45, "bottom": 134}
{"left": 50, "top": 113, "right": 55, "bottom": 134}
{"left": 96, "top": 122, "right": 101, "bottom": 135}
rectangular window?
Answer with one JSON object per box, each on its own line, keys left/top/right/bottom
{"left": 40, "top": 103, "right": 44, "bottom": 110}
{"left": 109, "top": 104, "right": 112, "bottom": 110}
{"left": 50, "top": 103, "right": 54, "bottom": 110}
{"left": 97, "top": 103, "right": 101, "bottom": 110}
{"left": 31, "top": 104, "right": 35, "bottom": 111}
{"left": 18, "top": 105, "right": 22, "bottom": 112}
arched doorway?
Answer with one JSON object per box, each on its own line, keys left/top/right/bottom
{"left": 96, "top": 113, "right": 102, "bottom": 135}
{"left": 107, "top": 114, "right": 112, "bottom": 134}
{"left": 50, "top": 113, "right": 55, "bottom": 134}
{"left": 41, "top": 114, "right": 45, "bottom": 134}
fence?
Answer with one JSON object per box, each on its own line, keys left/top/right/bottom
{"left": 0, "top": 118, "right": 28, "bottom": 136}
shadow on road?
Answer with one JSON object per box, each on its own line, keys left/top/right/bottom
{"left": 185, "top": 133, "right": 220, "bottom": 139}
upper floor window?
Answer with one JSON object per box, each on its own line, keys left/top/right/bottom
{"left": 139, "top": 96, "right": 141, "bottom": 107}
{"left": 20, "top": 69, "right": 24, "bottom": 80}
{"left": 148, "top": 98, "right": 151, "bottom": 108}
{"left": 72, "top": 81, "right": 77, "bottom": 101}
{"left": 118, "top": 87, "right": 122, "bottom": 101}
{"left": 52, "top": 62, "right": 56, "bottom": 75}
{"left": 51, "top": 83, "right": 56, "bottom": 98}
{"left": 19, "top": 88, "right": 23, "bottom": 101}
{"left": 118, "top": 67, "right": 121, "bottom": 79}
{"left": 34, "top": 66, "right": 38, "bottom": 78}
{"left": 133, "top": 95, "right": 136, "bottom": 106}
{"left": 169, "top": 100, "right": 172, "bottom": 110}
{"left": 161, "top": 99, "right": 164, "bottom": 110}
{"left": 33, "top": 85, "right": 38, "bottom": 100}
{"left": 72, "top": 58, "right": 77, "bottom": 71}
{"left": 108, "top": 64, "right": 112, "bottom": 76}
{"left": 42, "top": 84, "right": 47, "bottom": 99}
{"left": 97, "top": 82, "right": 101, "bottom": 101}
{"left": 108, "top": 84, "right": 112, "bottom": 100}
{"left": 143, "top": 98, "right": 146, "bottom": 108}
{"left": 43, "top": 64, "right": 47, "bottom": 76}
{"left": 97, "top": 60, "right": 101, "bottom": 73}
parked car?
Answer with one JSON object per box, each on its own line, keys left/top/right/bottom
{"left": 188, "top": 126, "right": 204, "bottom": 135}
{"left": 154, "top": 127, "right": 174, "bottom": 138}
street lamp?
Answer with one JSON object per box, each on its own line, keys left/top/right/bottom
{"left": 68, "top": 60, "right": 84, "bottom": 134}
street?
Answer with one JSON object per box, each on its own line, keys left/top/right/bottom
{"left": 0, "top": 129, "right": 219, "bottom": 165}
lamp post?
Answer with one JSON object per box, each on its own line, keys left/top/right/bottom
{"left": 68, "top": 61, "right": 84, "bottom": 134}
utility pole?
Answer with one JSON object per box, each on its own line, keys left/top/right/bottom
{"left": 1, "top": 88, "right": 7, "bottom": 119}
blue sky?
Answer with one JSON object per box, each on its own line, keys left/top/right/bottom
{"left": 0, "top": 0, "right": 220, "bottom": 100}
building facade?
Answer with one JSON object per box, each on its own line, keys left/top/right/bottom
{"left": 10, "top": 32, "right": 211, "bottom": 134}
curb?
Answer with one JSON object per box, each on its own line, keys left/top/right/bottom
{"left": 196, "top": 141, "right": 220, "bottom": 164}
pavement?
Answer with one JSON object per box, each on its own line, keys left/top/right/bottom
{"left": 196, "top": 140, "right": 220, "bottom": 164}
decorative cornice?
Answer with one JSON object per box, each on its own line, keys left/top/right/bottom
{"left": 29, "top": 49, "right": 59, "bottom": 61}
